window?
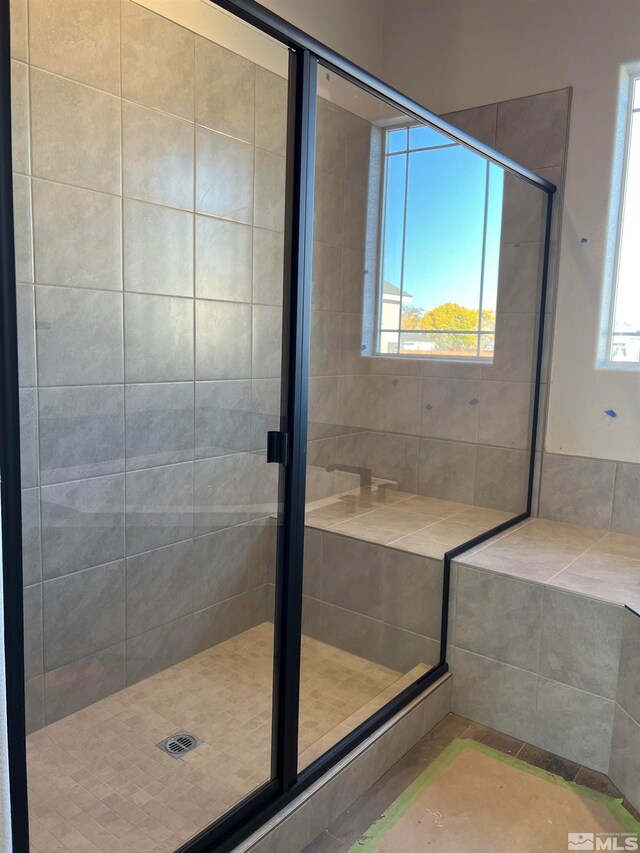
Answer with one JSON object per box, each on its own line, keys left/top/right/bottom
{"left": 376, "top": 124, "right": 504, "bottom": 360}
{"left": 607, "top": 74, "right": 640, "bottom": 366}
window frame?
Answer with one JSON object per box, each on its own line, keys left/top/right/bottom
{"left": 604, "top": 68, "right": 640, "bottom": 369}
{"left": 373, "top": 122, "right": 498, "bottom": 363}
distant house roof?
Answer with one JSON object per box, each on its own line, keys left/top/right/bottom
{"left": 383, "top": 281, "right": 413, "bottom": 300}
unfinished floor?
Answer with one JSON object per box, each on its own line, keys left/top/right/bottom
{"left": 26, "top": 624, "right": 417, "bottom": 853}
{"left": 304, "top": 713, "right": 640, "bottom": 852}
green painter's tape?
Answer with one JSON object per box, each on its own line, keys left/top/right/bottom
{"left": 348, "top": 738, "right": 640, "bottom": 851}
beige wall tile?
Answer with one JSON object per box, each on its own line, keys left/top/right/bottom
{"left": 452, "top": 648, "right": 538, "bottom": 742}
{"left": 312, "top": 241, "right": 342, "bottom": 311}
{"left": 25, "top": 676, "right": 43, "bottom": 734}
{"left": 254, "top": 149, "right": 285, "bottom": 232}
{"left": 12, "top": 172, "right": 33, "bottom": 282}
{"left": 195, "top": 298, "right": 251, "bottom": 380}
{"left": 310, "top": 309, "right": 340, "bottom": 377}
{"left": 534, "top": 677, "right": 614, "bottom": 773}
{"left": 611, "top": 462, "right": 640, "bottom": 537}
{"left": 9, "top": 0, "right": 28, "bottom": 61}
{"left": 474, "top": 445, "right": 528, "bottom": 512}
{"left": 539, "top": 452, "right": 616, "bottom": 530}
{"left": 31, "top": 69, "right": 121, "bottom": 194}
{"left": 36, "top": 286, "right": 123, "bottom": 386}
{"left": 370, "top": 374, "right": 422, "bottom": 435}
{"left": 124, "top": 198, "right": 193, "bottom": 297}
{"left": 11, "top": 60, "right": 29, "bottom": 174}
{"left": 500, "top": 171, "right": 548, "bottom": 244}
{"left": 345, "top": 111, "right": 372, "bottom": 185}
{"left": 121, "top": 0, "right": 194, "bottom": 121}
{"left": 44, "top": 643, "right": 125, "bottom": 724}
{"left": 316, "top": 98, "right": 346, "bottom": 177}
{"left": 343, "top": 177, "right": 368, "bottom": 251}
{"left": 314, "top": 170, "right": 344, "bottom": 246}
{"left": 122, "top": 101, "right": 194, "bottom": 210}
{"left": 442, "top": 103, "right": 498, "bottom": 148}
{"left": 496, "top": 89, "right": 570, "bottom": 171}
{"left": 33, "top": 179, "right": 122, "bottom": 290}
{"left": 17, "top": 285, "right": 36, "bottom": 388}
{"left": 418, "top": 438, "right": 478, "bottom": 504}
{"left": 252, "top": 304, "right": 282, "bottom": 380}
{"left": 255, "top": 66, "right": 287, "bottom": 157}
{"left": 124, "top": 293, "right": 194, "bottom": 383}
{"left": 336, "top": 374, "right": 371, "bottom": 431}
{"left": 310, "top": 375, "right": 339, "bottom": 434}
{"left": 196, "top": 215, "right": 252, "bottom": 303}
{"left": 609, "top": 705, "right": 640, "bottom": 811}
{"left": 477, "top": 380, "right": 533, "bottom": 450}
{"left": 420, "top": 377, "right": 481, "bottom": 443}
{"left": 29, "top": 0, "right": 120, "bottom": 95}
{"left": 196, "top": 126, "right": 253, "bottom": 222}
{"left": 253, "top": 228, "right": 284, "bottom": 307}
{"left": 195, "top": 36, "right": 254, "bottom": 143}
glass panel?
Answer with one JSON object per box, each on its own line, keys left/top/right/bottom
{"left": 301, "top": 71, "right": 428, "bottom": 772}
{"left": 300, "top": 63, "right": 549, "bottom": 771}
{"left": 14, "top": 2, "right": 289, "bottom": 848}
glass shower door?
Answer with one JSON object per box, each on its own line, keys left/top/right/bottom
{"left": 11, "top": 1, "right": 290, "bottom": 849}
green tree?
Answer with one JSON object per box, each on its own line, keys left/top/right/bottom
{"left": 400, "top": 305, "right": 424, "bottom": 330}
{"left": 400, "top": 302, "right": 496, "bottom": 353}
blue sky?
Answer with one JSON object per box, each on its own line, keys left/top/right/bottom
{"left": 382, "top": 128, "right": 504, "bottom": 318}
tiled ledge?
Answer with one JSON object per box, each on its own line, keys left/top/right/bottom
{"left": 238, "top": 674, "right": 452, "bottom": 853}
{"left": 456, "top": 516, "right": 640, "bottom": 611}
{"left": 305, "top": 487, "right": 640, "bottom": 613}
{"left": 305, "top": 485, "right": 516, "bottom": 560}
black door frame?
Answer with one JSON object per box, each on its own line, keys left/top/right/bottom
{"left": 0, "top": 0, "right": 29, "bottom": 850}
{"left": 0, "top": 0, "right": 555, "bottom": 850}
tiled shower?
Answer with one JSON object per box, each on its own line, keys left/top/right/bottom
{"left": 17, "top": 0, "right": 289, "bottom": 730}
{"left": 7, "top": 0, "right": 558, "bottom": 850}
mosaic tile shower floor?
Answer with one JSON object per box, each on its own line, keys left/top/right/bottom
{"left": 27, "top": 623, "right": 405, "bottom": 853}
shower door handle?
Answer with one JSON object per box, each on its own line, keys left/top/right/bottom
{"left": 267, "top": 430, "right": 290, "bottom": 466}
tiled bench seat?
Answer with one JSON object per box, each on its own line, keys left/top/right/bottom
{"left": 458, "top": 516, "right": 640, "bottom": 611}
{"left": 305, "top": 486, "right": 516, "bottom": 558}
{"left": 449, "top": 516, "right": 640, "bottom": 812}
{"left": 303, "top": 491, "right": 640, "bottom": 812}
{"left": 301, "top": 485, "right": 514, "bottom": 675}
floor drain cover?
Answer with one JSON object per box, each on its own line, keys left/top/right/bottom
{"left": 157, "top": 730, "right": 202, "bottom": 758}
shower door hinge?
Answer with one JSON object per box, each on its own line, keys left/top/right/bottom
{"left": 267, "top": 431, "right": 290, "bottom": 466}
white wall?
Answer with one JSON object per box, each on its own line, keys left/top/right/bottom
{"left": 263, "top": 0, "right": 384, "bottom": 76}
{"left": 380, "top": 0, "right": 640, "bottom": 463}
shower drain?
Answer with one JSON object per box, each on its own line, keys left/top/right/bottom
{"left": 157, "top": 730, "right": 202, "bottom": 758}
